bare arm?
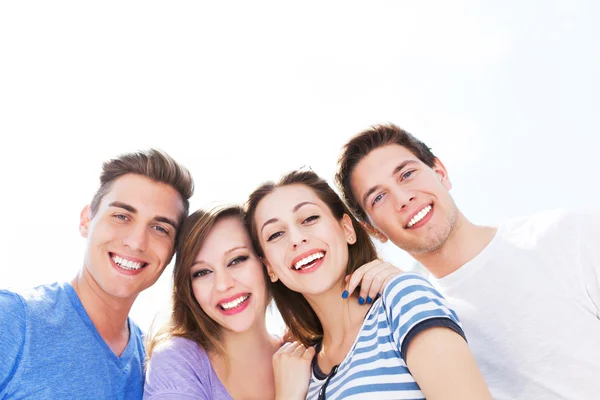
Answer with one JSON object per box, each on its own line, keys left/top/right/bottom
{"left": 406, "top": 327, "right": 492, "bottom": 400}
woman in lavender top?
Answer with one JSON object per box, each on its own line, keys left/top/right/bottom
{"left": 143, "top": 205, "right": 400, "bottom": 400}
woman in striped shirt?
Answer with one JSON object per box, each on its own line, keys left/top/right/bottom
{"left": 245, "top": 169, "right": 491, "bottom": 400}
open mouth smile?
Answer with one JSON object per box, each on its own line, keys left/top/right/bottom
{"left": 217, "top": 294, "right": 252, "bottom": 315}
{"left": 405, "top": 204, "right": 433, "bottom": 229}
{"left": 290, "top": 251, "right": 326, "bottom": 272}
{"left": 110, "top": 252, "right": 148, "bottom": 274}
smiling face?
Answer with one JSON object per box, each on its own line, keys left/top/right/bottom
{"left": 350, "top": 144, "right": 459, "bottom": 255}
{"left": 190, "top": 216, "right": 269, "bottom": 334}
{"left": 253, "top": 184, "right": 355, "bottom": 296}
{"left": 80, "top": 173, "right": 184, "bottom": 300}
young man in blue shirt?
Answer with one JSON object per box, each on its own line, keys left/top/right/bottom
{"left": 0, "top": 149, "right": 194, "bottom": 399}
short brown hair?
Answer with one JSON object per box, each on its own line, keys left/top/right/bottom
{"left": 90, "top": 148, "right": 194, "bottom": 231}
{"left": 147, "top": 205, "right": 257, "bottom": 360}
{"left": 244, "top": 169, "right": 377, "bottom": 346}
{"left": 335, "top": 123, "right": 436, "bottom": 225}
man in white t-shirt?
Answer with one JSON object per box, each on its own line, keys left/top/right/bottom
{"left": 334, "top": 123, "right": 600, "bottom": 400}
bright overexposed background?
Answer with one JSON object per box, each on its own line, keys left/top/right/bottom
{"left": 1, "top": 1, "right": 598, "bottom": 334}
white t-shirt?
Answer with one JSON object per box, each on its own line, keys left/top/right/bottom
{"left": 430, "top": 209, "right": 600, "bottom": 400}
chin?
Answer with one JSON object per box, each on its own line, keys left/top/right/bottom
{"left": 226, "top": 322, "right": 256, "bottom": 334}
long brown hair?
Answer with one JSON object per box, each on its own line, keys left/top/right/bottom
{"left": 146, "top": 204, "right": 252, "bottom": 359}
{"left": 244, "top": 169, "right": 377, "bottom": 346}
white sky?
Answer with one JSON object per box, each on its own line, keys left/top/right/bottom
{"left": 1, "top": 1, "right": 598, "bottom": 334}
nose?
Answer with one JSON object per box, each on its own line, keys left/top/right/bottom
{"left": 214, "top": 269, "right": 236, "bottom": 292}
{"left": 288, "top": 225, "right": 308, "bottom": 249}
{"left": 122, "top": 223, "right": 149, "bottom": 252}
{"left": 390, "top": 186, "right": 416, "bottom": 212}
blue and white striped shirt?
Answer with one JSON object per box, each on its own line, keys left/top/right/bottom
{"left": 306, "top": 273, "right": 465, "bottom": 400}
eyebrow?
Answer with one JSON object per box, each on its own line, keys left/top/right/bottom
{"left": 225, "top": 245, "right": 248, "bottom": 255}
{"left": 361, "top": 160, "right": 417, "bottom": 208}
{"left": 108, "top": 201, "right": 179, "bottom": 230}
{"left": 260, "top": 201, "right": 317, "bottom": 234}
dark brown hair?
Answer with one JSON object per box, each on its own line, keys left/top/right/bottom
{"left": 244, "top": 169, "right": 377, "bottom": 346}
{"left": 334, "top": 123, "right": 436, "bottom": 225}
{"left": 90, "top": 148, "right": 194, "bottom": 235}
{"left": 147, "top": 205, "right": 263, "bottom": 360}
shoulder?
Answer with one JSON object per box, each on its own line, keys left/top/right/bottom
{"left": 380, "top": 273, "right": 461, "bottom": 332}
{"left": 381, "top": 271, "right": 458, "bottom": 326}
{"left": 147, "top": 337, "right": 211, "bottom": 378}
{"left": 0, "top": 283, "right": 65, "bottom": 329}
{"left": 0, "top": 289, "right": 26, "bottom": 317}
{"left": 0, "top": 288, "right": 27, "bottom": 341}
{"left": 501, "top": 208, "right": 596, "bottom": 241}
{"left": 381, "top": 272, "right": 440, "bottom": 303}
{"left": 379, "top": 273, "right": 465, "bottom": 360}
{"left": 154, "top": 335, "right": 207, "bottom": 354}
{"left": 8, "top": 282, "right": 68, "bottom": 316}
{"left": 0, "top": 290, "right": 28, "bottom": 390}
{"left": 0, "top": 282, "right": 71, "bottom": 339}
{"left": 145, "top": 337, "right": 213, "bottom": 398}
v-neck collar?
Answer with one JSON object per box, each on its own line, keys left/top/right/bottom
{"left": 63, "top": 282, "right": 137, "bottom": 369}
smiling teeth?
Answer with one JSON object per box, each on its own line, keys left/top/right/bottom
{"left": 293, "top": 252, "right": 325, "bottom": 270}
{"left": 407, "top": 205, "right": 432, "bottom": 228}
{"left": 112, "top": 255, "right": 144, "bottom": 270}
{"left": 220, "top": 295, "right": 250, "bottom": 310}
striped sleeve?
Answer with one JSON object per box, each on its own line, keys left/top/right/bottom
{"left": 381, "top": 273, "right": 466, "bottom": 361}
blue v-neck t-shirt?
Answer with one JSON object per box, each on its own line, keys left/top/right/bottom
{"left": 0, "top": 282, "right": 145, "bottom": 400}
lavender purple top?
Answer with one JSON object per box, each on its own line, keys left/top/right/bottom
{"left": 143, "top": 337, "right": 232, "bottom": 400}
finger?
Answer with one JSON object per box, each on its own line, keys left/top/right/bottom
{"left": 345, "top": 259, "right": 380, "bottom": 298}
{"left": 358, "top": 263, "right": 390, "bottom": 303}
{"left": 285, "top": 341, "right": 304, "bottom": 355}
{"left": 302, "top": 346, "right": 317, "bottom": 360}
{"left": 276, "top": 341, "right": 295, "bottom": 355}
{"left": 367, "top": 269, "right": 399, "bottom": 301}
{"left": 292, "top": 343, "right": 307, "bottom": 357}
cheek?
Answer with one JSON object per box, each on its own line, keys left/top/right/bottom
{"left": 263, "top": 247, "right": 287, "bottom": 273}
{"left": 369, "top": 213, "right": 386, "bottom": 231}
{"left": 191, "top": 281, "right": 212, "bottom": 309}
{"left": 153, "top": 238, "right": 175, "bottom": 260}
{"left": 242, "top": 263, "right": 269, "bottom": 289}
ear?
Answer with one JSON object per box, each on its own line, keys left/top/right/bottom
{"left": 433, "top": 157, "right": 452, "bottom": 191}
{"left": 360, "top": 220, "right": 389, "bottom": 243}
{"left": 263, "top": 258, "right": 279, "bottom": 283}
{"left": 341, "top": 214, "right": 358, "bottom": 244}
{"left": 79, "top": 205, "right": 92, "bottom": 238}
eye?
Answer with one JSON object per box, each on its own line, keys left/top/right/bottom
{"left": 192, "top": 269, "right": 211, "bottom": 279}
{"left": 303, "top": 215, "right": 320, "bottom": 224}
{"left": 152, "top": 225, "right": 170, "bottom": 236}
{"left": 114, "top": 214, "right": 130, "bottom": 221}
{"left": 267, "top": 231, "right": 283, "bottom": 242}
{"left": 371, "top": 193, "right": 385, "bottom": 207}
{"left": 401, "top": 170, "right": 415, "bottom": 180}
{"left": 229, "top": 255, "right": 249, "bottom": 266}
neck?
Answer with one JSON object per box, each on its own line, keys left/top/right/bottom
{"left": 304, "top": 282, "right": 368, "bottom": 347}
{"left": 412, "top": 212, "right": 497, "bottom": 278}
{"left": 210, "top": 315, "right": 278, "bottom": 400}
{"left": 219, "top": 314, "right": 278, "bottom": 362}
{"left": 71, "top": 267, "right": 134, "bottom": 342}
